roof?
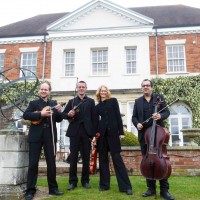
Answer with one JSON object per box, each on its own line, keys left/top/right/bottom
{"left": 131, "top": 5, "right": 200, "bottom": 28}
{"left": 0, "top": 5, "right": 200, "bottom": 38}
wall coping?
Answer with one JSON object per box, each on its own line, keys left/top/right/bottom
{"left": 121, "top": 146, "right": 200, "bottom": 151}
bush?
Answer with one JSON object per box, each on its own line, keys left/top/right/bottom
{"left": 120, "top": 130, "right": 139, "bottom": 146}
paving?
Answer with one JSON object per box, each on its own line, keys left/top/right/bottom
{"left": 39, "top": 158, "right": 83, "bottom": 176}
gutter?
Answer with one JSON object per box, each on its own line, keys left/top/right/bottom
{"left": 155, "top": 28, "right": 159, "bottom": 77}
{"left": 42, "top": 35, "right": 47, "bottom": 80}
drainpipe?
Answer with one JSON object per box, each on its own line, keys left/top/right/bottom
{"left": 42, "top": 35, "right": 47, "bottom": 80}
{"left": 155, "top": 28, "right": 159, "bottom": 77}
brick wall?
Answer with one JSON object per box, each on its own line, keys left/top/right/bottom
{"left": 0, "top": 42, "right": 52, "bottom": 80}
{"left": 149, "top": 34, "right": 200, "bottom": 75}
{"left": 120, "top": 146, "right": 200, "bottom": 177}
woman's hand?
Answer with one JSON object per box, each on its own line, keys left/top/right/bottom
{"left": 119, "top": 135, "right": 125, "bottom": 139}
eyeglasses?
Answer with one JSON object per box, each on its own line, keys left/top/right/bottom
{"left": 142, "top": 84, "right": 151, "bottom": 88}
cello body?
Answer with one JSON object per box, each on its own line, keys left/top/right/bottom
{"left": 140, "top": 97, "right": 171, "bottom": 180}
{"left": 140, "top": 125, "right": 171, "bottom": 180}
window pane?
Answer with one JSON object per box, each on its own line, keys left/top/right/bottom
{"left": 91, "top": 49, "right": 108, "bottom": 76}
{"left": 21, "top": 52, "right": 37, "bottom": 76}
{"left": 126, "top": 48, "right": 136, "bottom": 74}
{"left": 167, "top": 45, "right": 185, "bottom": 72}
{"left": 0, "top": 54, "right": 4, "bottom": 79}
{"left": 65, "top": 51, "right": 75, "bottom": 76}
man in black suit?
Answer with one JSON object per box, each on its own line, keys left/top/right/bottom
{"left": 132, "top": 79, "right": 174, "bottom": 200}
{"left": 62, "top": 81, "right": 95, "bottom": 190}
{"left": 23, "top": 82, "right": 64, "bottom": 200}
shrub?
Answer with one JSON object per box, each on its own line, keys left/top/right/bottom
{"left": 120, "top": 130, "right": 139, "bottom": 146}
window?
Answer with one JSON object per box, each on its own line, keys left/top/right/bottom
{"left": 0, "top": 53, "right": 4, "bottom": 79}
{"left": 91, "top": 49, "right": 108, "bottom": 76}
{"left": 59, "top": 120, "right": 70, "bottom": 152}
{"left": 21, "top": 52, "right": 37, "bottom": 77}
{"left": 127, "top": 102, "right": 138, "bottom": 136}
{"left": 64, "top": 50, "right": 75, "bottom": 76}
{"left": 126, "top": 48, "right": 136, "bottom": 74}
{"left": 166, "top": 45, "right": 186, "bottom": 73}
{"left": 169, "top": 102, "right": 192, "bottom": 146}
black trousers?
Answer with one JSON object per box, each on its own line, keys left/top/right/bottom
{"left": 99, "top": 137, "right": 132, "bottom": 191}
{"left": 140, "top": 142, "right": 169, "bottom": 192}
{"left": 26, "top": 127, "right": 58, "bottom": 194}
{"left": 69, "top": 124, "right": 91, "bottom": 185}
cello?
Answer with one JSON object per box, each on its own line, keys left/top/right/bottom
{"left": 140, "top": 96, "right": 171, "bottom": 180}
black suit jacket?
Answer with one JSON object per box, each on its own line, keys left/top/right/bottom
{"left": 23, "top": 98, "right": 63, "bottom": 143}
{"left": 132, "top": 93, "right": 170, "bottom": 142}
{"left": 94, "top": 98, "right": 124, "bottom": 154}
{"left": 62, "top": 96, "right": 95, "bottom": 138}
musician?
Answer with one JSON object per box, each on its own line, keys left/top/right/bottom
{"left": 132, "top": 79, "right": 174, "bottom": 200}
{"left": 93, "top": 85, "right": 133, "bottom": 195}
{"left": 23, "top": 82, "right": 63, "bottom": 200}
{"left": 61, "top": 81, "right": 95, "bottom": 190}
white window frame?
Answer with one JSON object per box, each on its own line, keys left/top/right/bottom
{"left": 127, "top": 101, "right": 138, "bottom": 136}
{"left": 19, "top": 47, "right": 39, "bottom": 77}
{"left": 165, "top": 39, "right": 186, "bottom": 73}
{"left": 64, "top": 50, "right": 75, "bottom": 77}
{"left": 125, "top": 47, "right": 137, "bottom": 74}
{"left": 0, "top": 53, "right": 5, "bottom": 79}
{"left": 169, "top": 102, "right": 192, "bottom": 146}
{"left": 91, "top": 48, "right": 108, "bottom": 76}
{"left": 58, "top": 120, "right": 70, "bottom": 152}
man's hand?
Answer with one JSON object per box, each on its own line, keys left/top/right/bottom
{"left": 55, "top": 104, "right": 62, "bottom": 112}
{"left": 152, "top": 113, "right": 161, "bottom": 121}
{"left": 67, "top": 109, "right": 76, "bottom": 117}
{"left": 41, "top": 109, "right": 53, "bottom": 117}
{"left": 137, "top": 123, "right": 143, "bottom": 130}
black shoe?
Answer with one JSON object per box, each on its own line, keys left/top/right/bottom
{"left": 126, "top": 189, "right": 133, "bottom": 195}
{"left": 82, "top": 183, "right": 91, "bottom": 189}
{"left": 25, "top": 193, "right": 34, "bottom": 200}
{"left": 67, "top": 184, "right": 77, "bottom": 190}
{"left": 142, "top": 189, "right": 156, "bottom": 197}
{"left": 49, "top": 189, "right": 64, "bottom": 195}
{"left": 99, "top": 187, "right": 110, "bottom": 191}
{"left": 160, "top": 191, "right": 174, "bottom": 200}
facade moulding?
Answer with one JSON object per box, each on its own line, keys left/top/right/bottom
{"left": 47, "top": 32, "right": 151, "bottom": 41}
{"left": 0, "top": 36, "right": 45, "bottom": 45}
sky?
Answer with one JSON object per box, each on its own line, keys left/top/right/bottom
{"left": 0, "top": 0, "right": 200, "bottom": 27}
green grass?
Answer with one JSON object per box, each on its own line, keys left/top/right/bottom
{"left": 37, "top": 175, "right": 200, "bottom": 200}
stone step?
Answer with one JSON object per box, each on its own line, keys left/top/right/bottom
{"left": 39, "top": 159, "right": 82, "bottom": 175}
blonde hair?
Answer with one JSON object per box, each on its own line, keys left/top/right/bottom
{"left": 96, "top": 85, "right": 111, "bottom": 102}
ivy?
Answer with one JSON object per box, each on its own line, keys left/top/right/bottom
{"left": 152, "top": 75, "right": 200, "bottom": 128}
{"left": 0, "top": 81, "right": 39, "bottom": 106}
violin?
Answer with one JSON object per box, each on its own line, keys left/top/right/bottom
{"left": 90, "top": 133, "right": 100, "bottom": 174}
{"left": 140, "top": 96, "right": 171, "bottom": 180}
{"left": 31, "top": 102, "right": 66, "bottom": 125}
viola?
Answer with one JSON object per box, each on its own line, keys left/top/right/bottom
{"left": 31, "top": 102, "right": 66, "bottom": 125}
{"left": 90, "top": 133, "right": 100, "bottom": 174}
{"left": 140, "top": 96, "right": 171, "bottom": 180}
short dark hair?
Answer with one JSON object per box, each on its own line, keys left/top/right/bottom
{"left": 77, "top": 80, "right": 87, "bottom": 87}
{"left": 141, "top": 79, "right": 153, "bottom": 87}
{"left": 40, "top": 81, "right": 52, "bottom": 91}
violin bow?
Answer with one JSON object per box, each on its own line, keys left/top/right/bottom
{"left": 142, "top": 98, "right": 179, "bottom": 124}
{"left": 50, "top": 113, "right": 56, "bottom": 156}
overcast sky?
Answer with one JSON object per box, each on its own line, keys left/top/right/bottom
{"left": 1, "top": 0, "right": 200, "bottom": 27}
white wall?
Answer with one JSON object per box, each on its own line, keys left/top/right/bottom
{"left": 51, "top": 34, "right": 150, "bottom": 92}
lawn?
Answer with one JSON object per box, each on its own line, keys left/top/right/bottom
{"left": 37, "top": 175, "right": 200, "bottom": 200}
